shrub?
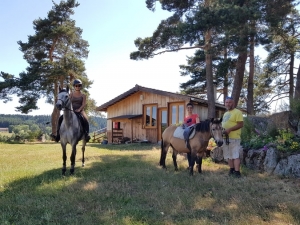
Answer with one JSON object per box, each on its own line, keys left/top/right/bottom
{"left": 241, "top": 119, "right": 300, "bottom": 153}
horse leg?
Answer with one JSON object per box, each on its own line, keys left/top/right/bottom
{"left": 82, "top": 141, "right": 86, "bottom": 167}
{"left": 159, "top": 139, "right": 168, "bottom": 169}
{"left": 196, "top": 156, "right": 203, "bottom": 173}
{"left": 61, "top": 143, "right": 67, "bottom": 176}
{"left": 172, "top": 150, "right": 178, "bottom": 171}
{"left": 189, "top": 153, "right": 197, "bottom": 176}
{"left": 70, "top": 144, "right": 77, "bottom": 175}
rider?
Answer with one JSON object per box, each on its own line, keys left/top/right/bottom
{"left": 183, "top": 102, "right": 200, "bottom": 167}
{"left": 51, "top": 79, "right": 91, "bottom": 142}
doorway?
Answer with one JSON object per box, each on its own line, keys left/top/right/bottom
{"left": 158, "top": 108, "right": 167, "bottom": 141}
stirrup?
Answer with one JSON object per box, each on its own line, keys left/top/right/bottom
{"left": 85, "top": 134, "right": 91, "bottom": 142}
{"left": 50, "top": 133, "right": 60, "bottom": 143}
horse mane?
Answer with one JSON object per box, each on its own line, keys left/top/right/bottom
{"left": 195, "top": 120, "right": 210, "bottom": 132}
{"left": 195, "top": 118, "right": 222, "bottom": 132}
{"left": 59, "top": 88, "right": 68, "bottom": 93}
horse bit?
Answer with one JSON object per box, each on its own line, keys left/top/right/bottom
{"left": 57, "top": 94, "right": 73, "bottom": 112}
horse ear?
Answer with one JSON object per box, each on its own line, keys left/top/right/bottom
{"left": 67, "top": 86, "right": 69, "bottom": 93}
{"left": 210, "top": 118, "right": 214, "bottom": 123}
{"left": 59, "top": 86, "right": 62, "bottom": 92}
{"left": 220, "top": 117, "right": 223, "bottom": 123}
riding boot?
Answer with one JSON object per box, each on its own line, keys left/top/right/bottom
{"left": 84, "top": 119, "right": 91, "bottom": 142}
{"left": 53, "top": 115, "right": 63, "bottom": 142}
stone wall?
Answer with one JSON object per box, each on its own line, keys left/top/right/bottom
{"left": 210, "top": 111, "right": 300, "bottom": 177}
{"left": 244, "top": 147, "right": 300, "bottom": 178}
{"left": 211, "top": 147, "right": 300, "bottom": 178}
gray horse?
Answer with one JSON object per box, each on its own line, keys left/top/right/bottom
{"left": 55, "top": 86, "right": 86, "bottom": 175}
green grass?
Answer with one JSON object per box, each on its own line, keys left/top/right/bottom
{"left": 0, "top": 142, "right": 300, "bottom": 225}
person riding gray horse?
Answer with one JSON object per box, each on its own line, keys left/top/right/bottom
{"left": 51, "top": 79, "right": 90, "bottom": 142}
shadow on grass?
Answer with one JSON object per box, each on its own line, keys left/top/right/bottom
{"left": 88, "top": 142, "right": 159, "bottom": 151}
{"left": 1, "top": 146, "right": 300, "bottom": 225}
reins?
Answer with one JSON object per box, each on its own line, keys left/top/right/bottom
{"left": 57, "top": 97, "right": 73, "bottom": 112}
{"left": 224, "top": 134, "right": 230, "bottom": 145}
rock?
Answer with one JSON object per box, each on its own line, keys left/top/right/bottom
{"left": 273, "top": 154, "right": 300, "bottom": 177}
{"left": 210, "top": 147, "right": 224, "bottom": 162}
{"left": 245, "top": 149, "right": 266, "bottom": 171}
{"left": 273, "top": 158, "right": 288, "bottom": 176}
{"left": 263, "top": 147, "right": 279, "bottom": 174}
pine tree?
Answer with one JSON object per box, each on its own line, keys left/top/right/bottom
{"left": 0, "top": 0, "right": 92, "bottom": 134}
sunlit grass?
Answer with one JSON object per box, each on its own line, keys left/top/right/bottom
{"left": 0, "top": 142, "right": 300, "bottom": 225}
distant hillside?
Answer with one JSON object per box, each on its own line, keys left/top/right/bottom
{"left": 0, "top": 114, "right": 107, "bottom": 134}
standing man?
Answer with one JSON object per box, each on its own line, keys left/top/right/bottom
{"left": 222, "top": 96, "right": 244, "bottom": 178}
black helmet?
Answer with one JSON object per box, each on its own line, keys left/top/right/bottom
{"left": 73, "top": 79, "right": 82, "bottom": 86}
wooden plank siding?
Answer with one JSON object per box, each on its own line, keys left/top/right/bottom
{"left": 106, "top": 91, "right": 188, "bottom": 143}
{"left": 97, "top": 85, "right": 227, "bottom": 144}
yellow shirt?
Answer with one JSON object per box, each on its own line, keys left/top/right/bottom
{"left": 222, "top": 108, "right": 243, "bottom": 139}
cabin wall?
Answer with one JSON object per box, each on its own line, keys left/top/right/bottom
{"left": 106, "top": 91, "right": 187, "bottom": 143}
{"left": 105, "top": 91, "right": 226, "bottom": 143}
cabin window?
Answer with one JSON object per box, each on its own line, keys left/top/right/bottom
{"left": 143, "top": 104, "right": 157, "bottom": 128}
{"left": 169, "top": 102, "right": 185, "bottom": 125}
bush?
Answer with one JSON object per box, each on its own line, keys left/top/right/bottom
{"left": 241, "top": 117, "right": 300, "bottom": 153}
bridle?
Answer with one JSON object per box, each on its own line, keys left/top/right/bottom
{"left": 210, "top": 122, "right": 223, "bottom": 140}
{"left": 57, "top": 91, "right": 73, "bottom": 112}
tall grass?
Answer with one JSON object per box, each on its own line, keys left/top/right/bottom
{"left": 0, "top": 142, "right": 300, "bottom": 225}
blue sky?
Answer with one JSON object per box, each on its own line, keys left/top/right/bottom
{"left": 0, "top": 0, "right": 198, "bottom": 115}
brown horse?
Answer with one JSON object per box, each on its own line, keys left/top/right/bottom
{"left": 160, "top": 118, "right": 224, "bottom": 175}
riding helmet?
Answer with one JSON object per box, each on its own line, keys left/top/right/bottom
{"left": 73, "top": 79, "right": 82, "bottom": 86}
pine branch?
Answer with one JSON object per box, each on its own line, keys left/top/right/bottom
{"left": 152, "top": 45, "right": 204, "bottom": 56}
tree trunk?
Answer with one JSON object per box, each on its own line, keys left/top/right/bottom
{"left": 51, "top": 82, "right": 60, "bottom": 136}
{"left": 205, "top": 29, "right": 216, "bottom": 118}
{"left": 289, "top": 53, "right": 294, "bottom": 104}
{"left": 294, "top": 64, "right": 300, "bottom": 99}
{"left": 232, "top": 51, "right": 247, "bottom": 107}
{"left": 223, "top": 47, "right": 228, "bottom": 104}
{"left": 247, "top": 29, "right": 255, "bottom": 115}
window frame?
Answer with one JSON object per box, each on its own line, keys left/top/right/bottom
{"left": 168, "top": 102, "right": 185, "bottom": 125}
{"left": 143, "top": 104, "right": 158, "bottom": 129}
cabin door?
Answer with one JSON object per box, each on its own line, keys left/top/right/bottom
{"left": 158, "top": 108, "right": 167, "bottom": 141}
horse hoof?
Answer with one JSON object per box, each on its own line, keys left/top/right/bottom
{"left": 70, "top": 169, "right": 74, "bottom": 175}
{"left": 62, "top": 169, "right": 66, "bottom": 176}
{"left": 82, "top": 164, "right": 85, "bottom": 167}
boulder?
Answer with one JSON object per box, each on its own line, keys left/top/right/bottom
{"left": 244, "top": 147, "right": 300, "bottom": 178}
{"left": 273, "top": 154, "right": 300, "bottom": 177}
{"left": 263, "top": 147, "right": 279, "bottom": 174}
{"left": 245, "top": 149, "right": 266, "bottom": 170}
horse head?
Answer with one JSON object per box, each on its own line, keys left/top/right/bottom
{"left": 56, "top": 86, "right": 71, "bottom": 111}
{"left": 210, "top": 118, "right": 223, "bottom": 147}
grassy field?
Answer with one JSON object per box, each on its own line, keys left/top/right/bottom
{"left": 0, "top": 142, "right": 300, "bottom": 225}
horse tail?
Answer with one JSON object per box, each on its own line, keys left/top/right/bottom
{"left": 159, "top": 138, "right": 163, "bottom": 165}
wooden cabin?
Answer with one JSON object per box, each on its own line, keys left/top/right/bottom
{"left": 96, "top": 84, "right": 226, "bottom": 144}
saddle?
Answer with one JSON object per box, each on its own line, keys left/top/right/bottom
{"left": 74, "top": 112, "right": 85, "bottom": 127}
{"left": 173, "top": 125, "right": 196, "bottom": 140}
{"left": 57, "top": 113, "right": 86, "bottom": 142}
